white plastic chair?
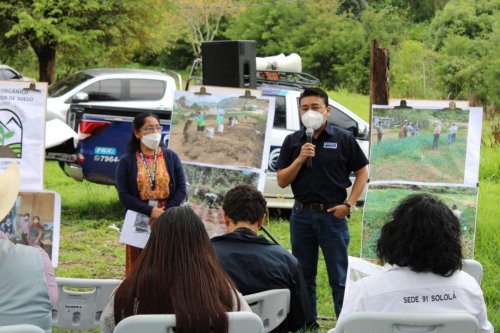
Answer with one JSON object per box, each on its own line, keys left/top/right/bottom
{"left": 334, "top": 312, "right": 479, "bottom": 333}
{"left": 462, "top": 259, "right": 483, "bottom": 285}
{"left": 52, "top": 277, "right": 121, "bottom": 330}
{"left": 244, "top": 289, "right": 290, "bottom": 333}
{"left": 0, "top": 325, "right": 44, "bottom": 333}
{"left": 113, "top": 312, "right": 264, "bottom": 333}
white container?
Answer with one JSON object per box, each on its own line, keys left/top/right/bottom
{"left": 205, "top": 127, "right": 215, "bottom": 139}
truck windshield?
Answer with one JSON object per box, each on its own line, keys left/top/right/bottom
{"left": 48, "top": 72, "right": 93, "bottom": 97}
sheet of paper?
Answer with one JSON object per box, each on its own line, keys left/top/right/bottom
{"left": 119, "top": 210, "right": 151, "bottom": 249}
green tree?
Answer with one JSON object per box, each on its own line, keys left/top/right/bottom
{"left": 224, "top": 0, "right": 307, "bottom": 56}
{"left": 391, "top": 40, "right": 438, "bottom": 98}
{"left": 429, "top": 0, "right": 499, "bottom": 106}
{"left": 430, "top": 0, "right": 497, "bottom": 50}
{"left": 169, "top": 0, "right": 239, "bottom": 58}
{"left": 0, "top": 0, "right": 167, "bottom": 83}
{"left": 390, "top": 0, "right": 450, "bottom": 22}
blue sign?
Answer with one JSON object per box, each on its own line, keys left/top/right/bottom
{"left": 94, "top": 147, "right": 117, "bottom": 155}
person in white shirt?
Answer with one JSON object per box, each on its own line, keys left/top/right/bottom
{"left": 332, "top": 193, "right": 493, "bottom": 333}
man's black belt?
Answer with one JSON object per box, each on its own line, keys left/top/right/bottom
{"left": 299, "top": 202, "right": 336, "bottom": 211}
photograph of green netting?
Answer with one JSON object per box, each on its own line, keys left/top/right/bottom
{"left": 361, "top": 184, "right": 477, "bottom": 260}
{"left": 371, "top": 108, "right": 470, "bottom": 183}
{"left": 183, "top": 163, "right": 260, "bottom": 238}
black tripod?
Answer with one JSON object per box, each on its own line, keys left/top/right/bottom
{"left": 260, "top": 225, "right": 280, "bottom": 245}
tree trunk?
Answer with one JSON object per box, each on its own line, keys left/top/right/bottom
{"left": 369, "top": 39, "right": 390, "bottom": 106}
{"left": 32, "top": 42, "right": 56, "bottom": 84}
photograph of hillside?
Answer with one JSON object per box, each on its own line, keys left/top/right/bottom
{"left": 170, "top": 91, "right": 273, "bottom": 170}
{"left": 370, "top": 108, "right": 470, "bottom": 183}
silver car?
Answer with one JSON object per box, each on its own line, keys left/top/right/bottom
{"left": 47, "top": 68, "right": 178, "bottom": 122}
{"left": 0, "top": 64, "right": 34, "bottom": 81}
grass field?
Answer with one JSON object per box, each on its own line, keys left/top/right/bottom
{"left": 46, "top": 90, "right": 498, "bottom": 333}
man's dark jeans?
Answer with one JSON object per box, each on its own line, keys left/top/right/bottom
{"left": 290, "top": 202, "right": 350, "bottom": 323}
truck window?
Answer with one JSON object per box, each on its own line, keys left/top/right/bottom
{"left": 83, "top": 79, "right": 121, "bottom": 101}
{"left": 328, "top": 106, "right": 358, "bottom": 136}
{"left": 129, "top": 79, "right": 166, "bottom": 101}
{"left": 273, "top": 95, "right": 286, "bottom": 129}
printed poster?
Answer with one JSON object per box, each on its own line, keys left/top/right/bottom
{"left": 172, "top": 87, "right": 274, "bottom": 171}
{"left": 361, "top": 104, "right": 483, "bottom": 259}
{"left": 183, "top": 163, "right": 261, "bottom": 238}
{"left": 0, "top": 81, "right": 47, "bottom": 191}
{"left": 0, "top": 190, "right": 61, "bottom": 266}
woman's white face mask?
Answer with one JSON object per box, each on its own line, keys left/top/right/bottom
{"left": 301, "top": 110, "right": 326, "bottom": 130}
{"left": 141, "top": 133, "right": 161, "bottom": 150}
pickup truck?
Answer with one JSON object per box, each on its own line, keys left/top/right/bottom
{"left": 49, "top": 70, "right": 370, "bottom": 209}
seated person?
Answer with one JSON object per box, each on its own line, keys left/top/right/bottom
{"left": 0, "top": 163, "right": 58, "bottom": 333}
{"left": 212, "top": 185, "right": 307, "bottom": 333}
{"left": 332, "top": 193, "right": 493, "bottom": 333}
{"left": 100, "top": 206, "right": 251, "bottom": 333}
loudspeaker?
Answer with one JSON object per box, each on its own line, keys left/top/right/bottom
{"left": 202, "top": 40, "right": 256, "bottom": 89}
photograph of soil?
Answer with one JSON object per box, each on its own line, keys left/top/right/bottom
{"left": 370, "top": 108, "right": 470, "bottom": 184}
{"left": 170, "top": 91, "right": 272, "bottom": 169}
{"left": 361, "top": 184, "right": 477, "bottom": 260}
{"left": 183, "top": 163, "right": 261, "bottom": 238}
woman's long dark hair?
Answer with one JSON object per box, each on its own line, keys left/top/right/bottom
{"left": 376, "top": 193, "right": 462, "bottom": 277}
{"left": 113, "top": 206, "right": 240, "bottom": 333}
{"left": 128, "top": 112, "right": 161, "bottom": 152}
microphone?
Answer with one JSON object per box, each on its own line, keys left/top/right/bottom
{"left": 306, "top": 127, "right": 313, "bottom": 168}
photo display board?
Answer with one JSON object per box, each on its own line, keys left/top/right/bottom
{"left": 361, "top": 104, "right": 483, "bottom": 259}
{"left": 0, "top": 190, "right": 61, "bottom": 267}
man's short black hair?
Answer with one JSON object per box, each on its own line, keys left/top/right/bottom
{"left": 299, "top": 87, "right": 329, "bottom": 107}
{"left": 376, "top": 193, "right": 463, "bottom": 277}
{"left": 223, "top": 185, "right": 267, "bottom": 224}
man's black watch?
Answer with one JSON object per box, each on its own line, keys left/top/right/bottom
{"left": 343, "top": 201, "right": 352, "bottom": 211}
{"left": 343, "top": 201, "right": 353, "bottom": 218}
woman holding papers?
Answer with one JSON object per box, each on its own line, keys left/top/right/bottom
{"left": 116, "top": 112, "right": 186, "bottom": 274}
{"left": 332, "top": 194, "right": 493, "bottom": 333}
{"left": 100, "top": 206, "right": 250, "bottom": 333}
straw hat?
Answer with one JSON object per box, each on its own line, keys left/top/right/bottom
{"left": 0, "top": 163, "right": 20, "bottom": 222}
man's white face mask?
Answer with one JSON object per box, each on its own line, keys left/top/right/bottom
{"left": 301, "top": 110, "right": 326, "bottom": 130}
{"left": 141, "top": 133, "right": 161, "bottom": 150}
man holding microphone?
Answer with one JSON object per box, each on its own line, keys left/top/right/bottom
{"left": 276, "top": 87, "right": 369, "bottom": 331}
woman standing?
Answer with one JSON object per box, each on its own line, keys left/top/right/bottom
{"left": 100, "top": 206, "right": 250, "bottom": 333}
{"left": 28, "top": 216, "right": 44, "bottom": 246}
{"left": 116, "top": 112, "right": 186, "bottom": 274}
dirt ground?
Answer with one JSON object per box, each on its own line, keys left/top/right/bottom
{"left": 169, "top": 117, "right": 265, "bottom": 169}
{"left": 189, "top": 201, "right": 227, "bottom": 238}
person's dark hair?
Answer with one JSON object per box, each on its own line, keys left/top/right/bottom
{"left": 113, "top": 206, "right": 240, "bottom": 332}
{"left": 299, "top": 87, "right": 329, "bottom": 107}
{"left": 128, "top": 112, "right": 161, "bottom": 152}
{"left": 376, "top": 193, "right": 462, "bottom": 277}
{"left": 223, "top": 185, "right": 267, "bottom": 224}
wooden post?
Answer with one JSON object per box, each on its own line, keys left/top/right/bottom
{"left": 369, "top": 39, "right": 390, "bottom": 107}
{"left": 369, "top": 39, "right": 389, "bottom": 154}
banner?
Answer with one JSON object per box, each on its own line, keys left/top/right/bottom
{"left": 0, "top": 81, "right": 47, "bottom": 191}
